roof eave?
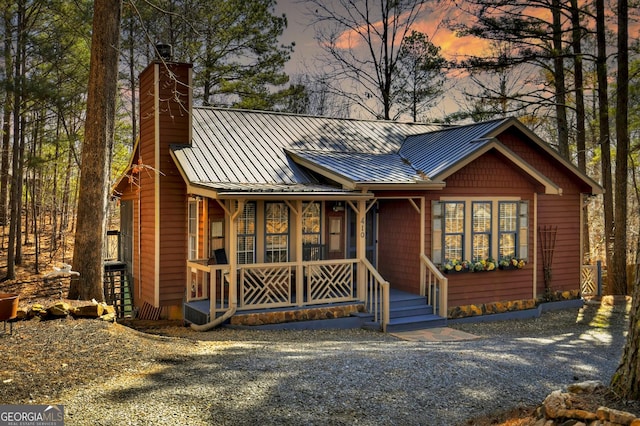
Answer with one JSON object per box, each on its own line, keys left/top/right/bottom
{"left": 216, "top": 191, "right": 374, "bottom": 200}
{"left": 354, "top": 181, "right": 446, "bottom": 191}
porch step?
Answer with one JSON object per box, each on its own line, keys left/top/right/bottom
{"left": 376, "top": 289, "right": 447, "bottom": 332}
{"left": 389, "top": 304, "right": 434, "bottom": 319}
{"left": 385, "top": 314, "right": 447, "bottom": 332}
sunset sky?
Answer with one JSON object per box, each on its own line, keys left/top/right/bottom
{"left": 275, "top": 1, "right": 483, "bottom": 69}
{"left": 273, "top": 0, "right": 493, "bottom": 118}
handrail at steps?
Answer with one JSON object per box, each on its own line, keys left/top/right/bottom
{"left": 420, "top": 254, "right": 448, "bottom": 318}
{"left": 361, "top": 258, "right": 390, "bottom": 332}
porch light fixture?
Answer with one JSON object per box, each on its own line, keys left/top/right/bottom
{"left": 332, "top": 202, "right": 345, "bottom": 212}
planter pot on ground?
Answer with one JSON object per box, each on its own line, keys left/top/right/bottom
{"left": 0, "top": 293, "right": 19, "bottom": 321}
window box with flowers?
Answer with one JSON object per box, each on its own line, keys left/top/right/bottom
{"left": 443, "top": 259, "right": 471, "bottom": 273}
{"left": 471, "top": 258, "right": 497, "bottom": 272}
{"left": 443, "top": 258, "right": 497, "bottom": 273}
{"left": 499, "top": 257, "right": 526, "bottom": 270}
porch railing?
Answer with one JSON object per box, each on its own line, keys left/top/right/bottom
{"left": 305, "top": 259, "right": 357, "bottom": 305}
{"left": 420, "top": 254, "right": 448, "bottom": 318}
{"left": 186, "top": 261, "right": 231, "bottom": 319}
{"left": 185, "top": 258, "right": 391, "bottom": 330}
{"left": 580, "top": 262, "right": 602, "bottom": 297}
{"left": 361, "top": 258, "right": 390, "bottom": 332}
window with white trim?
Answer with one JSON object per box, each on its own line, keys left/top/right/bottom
{"left": 236, "top": 202, "right": 256, "bottom": 264}
{"left": 265, "top": 202, "right": 289, "bottom": 263}
{"left": 432, "top": 199, "right": 528, "bottom": 264}
{"left": 302, "top": 201, "right": 322, "bottom": 260}
{"left": 188, "top": 199, "right": 198, "bottom": 260}
{"left": 443, "top": 202, "right": 464, "bottom": 262}
{"left": 472, "top": 202, "right": 492, "bottom": 261}
{"left": 499, "top": 201, "right": 518, "bottom": 260}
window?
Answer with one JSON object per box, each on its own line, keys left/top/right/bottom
{"left": 433, "top": 199, "right": 528, "bottom": 264}
{"left": 499, "top": 202, "right": 518, "bottom": 260}
{"left": 472, "top": 202, "right": 491, "bottom": 261}
{"left": 443, "top": 202, "right": 464, "bottom": 262}
{"left": 188, "top": 200, "right": 198, "bottom": 260}
{"left": 209, "top": 219, "right": 224, "bottom": 255}
{"left": 302, "top": 202, "right": 322, "bottom": 260}
{"left": 265, "top": 202, "right": 289, "bottom": 263}
{"left": 236, "top": 202, "right": 256, "bottom": 264}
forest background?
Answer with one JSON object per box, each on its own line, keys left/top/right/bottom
{"left": 1, "top": 0, "right": 640, "bottom": 401}
{"left": 0, "top": 0, "right": 638, "bottom": 294}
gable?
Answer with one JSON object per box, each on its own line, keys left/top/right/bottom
{"left": 443, "top": 149, "right": 547, "bottom": 194}
{"left": 495, "top": 126, "right": 599, "bottom": 195}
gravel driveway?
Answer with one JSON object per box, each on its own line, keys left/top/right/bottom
{"left": 59, "top": 302, "right": 629, "bottom": 426}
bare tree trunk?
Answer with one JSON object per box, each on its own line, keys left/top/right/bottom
{"left": 570, "top": 0, "right": 591, "bottom": 263}
{"left": 14, "top": 114, "right": 26, "bottom": 266}
{"left": 612, "top": 0, "right": 629, "bottom": 295}
{"left": 596, "top": 0, "right": 613, "bottom": 289}
{"left": 69, "top": 0, "right": 122, "bottom": 301}
{"left": 51, "top": 117, "right": 60, "bottom": 255}
{"left": 5, "top": 0, "right": 24, "bottom": 280}
{"left": 611, "top": 241, "right": 640, "bottom": 399}
{"left": 551, "top": 0, "right": 569, "bottom": 160}
{"left": 0, "top": 6, "right": 12, "bottom": 228}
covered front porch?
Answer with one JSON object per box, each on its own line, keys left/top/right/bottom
{"left": 181, "top": 192, "right": 448, "bottom": 332}
{"left": 183, "top": 253, "right": 449, "bottom": 332}
{"left": 184, "top": 257, "right": 385, "bottom": 327}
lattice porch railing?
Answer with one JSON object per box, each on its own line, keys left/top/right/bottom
{"left": 186, "top": 258, "right": 391, "bottom": 330}
{"left": 580, "top": 263, "right": 601, "bottom": 297}
{"left": 240, "top": 264, "right": 293, "bottom": 308}
{"left": 305, "top": 260, "right": 356, "bottom": 304}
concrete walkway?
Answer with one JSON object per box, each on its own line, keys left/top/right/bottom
{"left": 389, "top": 326, "right": 480, "bottom": 342}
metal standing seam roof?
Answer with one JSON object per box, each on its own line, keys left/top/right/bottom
{"left": 399, "top": 118, "right": 509, "bottom": 179}
{"left": 288, "top": 150, "right": 429, "bottom": 183}
{"left": 173, "top": 108, "right": 445, "bottom": 191}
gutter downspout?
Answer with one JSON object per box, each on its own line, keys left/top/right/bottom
{"left": 190, "top": 305, "right": 237, "bottom": 331}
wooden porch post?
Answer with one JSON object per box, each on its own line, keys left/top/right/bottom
{"left": 532, "top": 193, "right": 538, "bottom": 300}
{"left": 356, "top": 199, "right": 367, "bottom": 300}
{"left": 293, "top": 200, "right": 304, "bottom": 307}
{"left": 419, "top": 197, "right": 426, "bottom": 296}
{"left": 228, "top": 200, "right": 242, "bottom": 308}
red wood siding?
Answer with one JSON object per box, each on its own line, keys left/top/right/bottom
{"left": 498, "top": 129, "right": 585, "bottom": 296}
{"left": 430, "top": 151, "right": 538, "bottom": 307}
{"left": 441, "top": 150, "right": 542, "bottom": 196}
{"left": 137, "top": 64, "right": 157, "bottom": 307}
{"left": 536, "top": 193, "right": 581, "bottom": 294}
{"left": 156, "top": 63, "right": 191, "bottom": 306}
{"left": 377, "top": 198, "right": 422, "bottom": 293}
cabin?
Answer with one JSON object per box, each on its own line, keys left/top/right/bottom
{"left": 112, "top": 59, "right": 602, "bottom": 332}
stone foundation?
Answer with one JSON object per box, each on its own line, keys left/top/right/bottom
{"left": 448, "top": 289, "right": 581, "bottom": 319}
{"left": 229, "top": 304, "right": 365, "bottom": 326}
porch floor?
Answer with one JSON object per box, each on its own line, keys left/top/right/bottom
{"left": 183, "top": 288, "right": 445, "bottom": 331}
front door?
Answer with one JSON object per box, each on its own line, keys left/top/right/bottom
{"left": 326, "top": 204, "right": 345, "bottom": 260}
{"left": 347, "top": 202, "right": 378, "bottom": 265}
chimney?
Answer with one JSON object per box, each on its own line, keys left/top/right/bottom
{"left": 136, "top": 57, "right": 193, "bottom": 309}
{"left": 155, "top": 43, "right": 173, "bottom": 61}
